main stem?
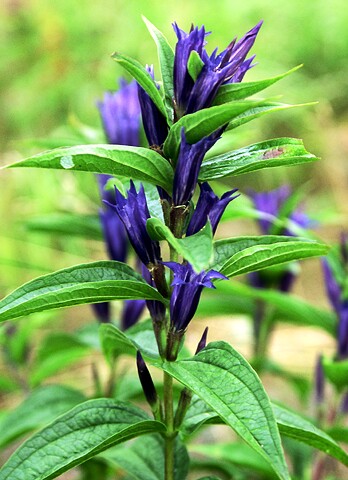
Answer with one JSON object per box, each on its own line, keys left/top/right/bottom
{"left": 164, "top": 371, "right": 175, "bottom": 480}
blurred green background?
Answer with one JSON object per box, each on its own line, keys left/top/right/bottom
{"left": 0, "top": 0, "right": 348, "bottom": 381}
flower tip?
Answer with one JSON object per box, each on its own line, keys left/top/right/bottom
{"left": 195, "top": 326, "right": 208, "bottom": 354}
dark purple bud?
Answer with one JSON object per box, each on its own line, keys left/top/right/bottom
{"left": 121, "top": 299, "right": 146, "bottom": 330}
{"left": 173, "top": 130, "right": 219, "bottom": 206}
{"left": 279, "top": 270, "right": 296, "bottom": 293}
{"left": 97, "top": 78, "right": 141, "bottom": 146}
{"left": 173, "top": 23, "right": 207, "bottom": 116}
{"left": 136, "top": 351, "right": 158, "bottom": 407}
{"left": 315, "top": 355, "right": 325, "bottom": 404}
{"left": 186, "top": 182, "right": 239, "bottom": 236}
{"left": 195, "top": 326, "right": 208, "bottom": 354}
{"left": 142, "top": 264, "right": 166, "bottom": 323}
{"left": 137, "top": 65, "right": 169, "bottom": 147}
{"left": 164, "top": 261, "right": 227, "bottom": 331}
{"left": 105, "top": 182, "right": 162, "bottom": 267}
{"left": 185, "top": 22, "right": 262, "bottom": 113}
{"left": 338, "top": 303, "right": 348, "bottom": 359}
{"left": 92, "top": 302, "right": 110, "bottom": 323}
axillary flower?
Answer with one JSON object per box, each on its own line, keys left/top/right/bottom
{"left": 173, "top": 21, "right": 262, "bottom": 116}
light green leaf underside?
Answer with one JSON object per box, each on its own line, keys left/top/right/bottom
{"left": 0, "top": 399, "right": 165, "bottom": 480}
{"left": 0, "top": 261, "right": 165, "bottom": 322}
{"left": 199, "top": 137, "right": 318, "bottom": 181}
{"left": 112, "top": 52, "right": 168, "bottom": 120}
{"left": 5, "top": 144, "right": 173, "bottom": 193}
{"left": 159, "top": 341, "right": 290, "bottom": 480}
{"left": 147, "top": 218, "right": 214, "bottom": 272}
{"left": 100, "top": 319, "right": 159, "bottom": 364}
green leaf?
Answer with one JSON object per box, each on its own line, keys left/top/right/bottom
{"left": 226, "top": 101, "right": 314, "bottom": 131}
{"left": 212, "top": 236, "right": 328, "bottom": 277}
{"left": 212, "top": 66, "right": 301, "bottom": 105}
{"left": 203, "top": 281, "right": 336, "bottom": 336}
{"left": 100, "top": 434, "right": 189, "bottom": 480}
{"left": 5, "top": 144, "right": 173, "bottom": 193}
{"left": 0, "top": 261, "right": 165, "bottom": 322}
{"left": 0, "top": 385, "right": 86, "bottom": 448}
{"left": 0, "top": 399, "right": 165, "bottom": 480}
{"left": 25, "top": 213, "right": 103, "bottom": 240}
{"left": 147, "top": 218, "right": 214, "bottom": 272}
{"left": 273, "top": 404, "right": 348, "bottom": 467}
{"left": 326, "top": 427, "right": 348, "bottom": 444}
{"left": 163, "top": 99, "right": 266, "bottom": 161}
{"left": 199, "top": 138, "right": 318, "bottom": 181}
{"left": 142, "top": 16, "right": 174, "bottom": 122}
{"left": 30, "top": 333, "right": 92, "bottom": 386}
{"left": 187, "top": 50, "right": 205, "bottom": 82}
{"left": 100, "top": 320, "right": 159, "bottom": 364}
{"left": 323, "top": 357, "right": 348, "bottom": 390}
{"left": 159, "top": 341, "right": 290, "bottom": 480}
{"left": 112, "top": 52, "right": 168, "bottom": 120}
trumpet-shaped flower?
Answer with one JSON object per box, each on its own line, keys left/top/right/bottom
{"left": 186, "top": 182, "right": 239, "bottom": 235}
{"left": 173, "top": 22, "right": 262, "bottom": 115}
{"left": 105, "top": 182, "right": 162, "bottom": 267}
{"left": 164, "top": 262, "right": 227, "bottom": 331}
{"left": 173, "top": 130, "right": 219, "bottom": 206}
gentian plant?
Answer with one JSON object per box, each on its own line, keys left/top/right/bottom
{"left": 0, "top": 17, "right": 347, "bottom": 480}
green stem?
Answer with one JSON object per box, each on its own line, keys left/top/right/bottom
{"left": 164, "top": 371, "right": 175, "bottom": 480}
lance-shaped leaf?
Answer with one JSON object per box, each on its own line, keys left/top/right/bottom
{"left": 147, "top": 218, "right": 214, "bottom": 272}
{"left": 199, "top": 138, "right": 318, "bottom": 181}
{"left": 0, "top": 399, "right": 165, "bottom": 480}
{"left": 5, "top": 144, "right": 173, "bottom": 193}
{"left": 163, "top": 99, "right": 266, "bottom": 161}
{"left": 274, "top": 404, "right": 348, "bottom": 467}
{"left": 226, "top": 101, "right": 315, "bottom": 131}
{"left": 211, "top": 236, "right": 328, "bottom": 277}
{"left": 212, "top": 66, "right": 301, "bottom": 105}
{"left": 142, "top": 16, "right": 174, "bottom": 122}
{"left": 0, "top": 261, "right": 165, "bottom": 323}
{"left": 25, "top": 213, "right": 103, "bottom": 240}
{"left": 100, "top": 434, "right": 189, "bottom": 480}
{"left": 100, "top": 320, "right": 159, "bottom": 364}
{"left": 112, "top": 52, "right": 168, "bottom": 120}
{"left": 159, "top": 341, "right": 290, "bottom": 480}
{"left": 0, "top": 385, "right": 86, "bottom": 449}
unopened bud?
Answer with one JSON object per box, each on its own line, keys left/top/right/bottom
{"left": 136, "top": 351, "right": 158, "bottom": 407}
{"left": 195, "top": 327, "right": 208, "bottom": 354}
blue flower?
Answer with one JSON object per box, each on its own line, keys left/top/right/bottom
{"left": 137, "top": 65, "right": 169, "bottom": 147}
{"left": 173, "top": 129, "right": 219, "bottom": 206}
{"left": 105, "top": 181, "right": 162, "bottom": 267}
{"left": 121, "top": 299, "right": 146, "bottom": 330}
{"left": 173, "top": 22, "right": 262, "bottom": 116}
{"left": 97, "top": 78, "right": 141, "bottom": 146}
{"left": 186, "top": 182, "right": 239, "bottom": 235}
{"left": 249, "top": 185, "right": 313, "bottom": 236}
{"left": 164, "top": 262, "right": 227, "bottom": 331}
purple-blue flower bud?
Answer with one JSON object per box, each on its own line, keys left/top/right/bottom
{"left": 121, "top": 299, "right": 146, "bottom": 331}
{"left": 164, "top": 261, "right": 227, "bottom": 331}
{"left": 136, "top": 351, "right": 158, "bottom": 407}
{"left": 105, "top": 181, "right": 162, "bottom": 267}
{"left": 92, "top": 302, "right": 111, "bottom": 323}
{"left": 195, "top": 326, "right": 208, "bottom": 354}
{"left": 173, "top": 130, "right": 219, "bottom": 206}
{"left": 186, "top": 182, "right": 239, "bottom": 236}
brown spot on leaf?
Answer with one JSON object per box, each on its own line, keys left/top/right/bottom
{"left": 261, "top": 147, "right": 285, "bottom": 159}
